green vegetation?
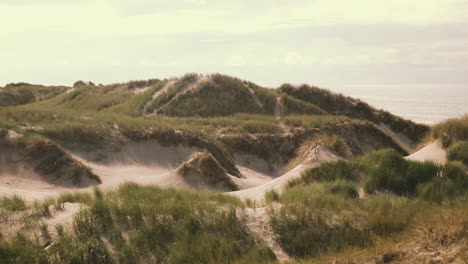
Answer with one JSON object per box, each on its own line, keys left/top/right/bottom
{"left": 0, "top": 83, "right": 67, "bottom": 107}
{"left": 0, "top": 195, "right": 27, "bottom": 212}
{"left": 278, "top": 83, "right": 429, "bottom": 141}
{"left": 8, "top": 136, "right": 101, "bottom": 186}
{"left": 158, "top": 74, "right": 270, "bottom": 117}
{"left": 269, "top": 154, "right": 467, "bottom": 260}
{"left": 360, "top": 149, "right": 438, "bottom": 196}
{"left": 431, "top": 114, "right": 468, "bottom": 147}
{"left": 177, "top": 151, "right": 239, "bottom": 191}
{"left": 296, "top": 149, "right": 467, "bottom": 201}
{"left": 280, "top": 95, "right": 326, "bottom": 116}
{"left": 145, "top": 74, "right": 198, "bottom": 114}
{"left": 268, "top": 182, "right": 425, "bottom": 258}
{"left": 110, "top": 81, "right": 163, "bottom": 116}
{"left": 0, "top": 184, "right": 275, "bottom": 264}
{"left": 447, "top": 141, "right": 468, "bottom": 165}
{"left": 328, "top": 180, "right": 359, "bottom": 199}
{"left": 282, "top": 115, "right": 351, "bottom": 129}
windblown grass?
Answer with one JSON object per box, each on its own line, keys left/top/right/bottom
{"left": 282, "top": 115, "right": 352, "bottom": 129}
{"left": 268, "top": 183, "right": 424, "bottom": 259}
{"left": 279, "top": 83, "right": 429, "bottom": 141}
{"left": 432, "top": 114, "right": 468, "bottom": 147}
{"left": 447, "top": 140, "right": 468, "bottom": 165}
{"left": 0, "top": 83, "right": 67, "bottom": 107}
{"left": 280, "top": 95, "right": 327, "bottom": 116}
{"left": 0, "top": 195, "right": 27, "bottom": 212}
{"left": 158, "top": 74, "right": 267, "bottom": 117}
{"left": 0, "top": 184, "right": 276, "bottom": 264}
{"left": 296, "top": 149, "right": 468, "bottom": 201}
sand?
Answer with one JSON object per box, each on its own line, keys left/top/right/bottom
{"left": 0, "top": 132, "right": 448, "bottom": 205}
{"left": 230, "top": 144, "right": 340, "bottom": 201}
{"left": 378, "top": 123, "right": 416, "bottom": 154}
{"left": 406, "top": 140, "right": 446, "bottom": 164}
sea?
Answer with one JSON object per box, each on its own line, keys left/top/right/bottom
{"left": 324, "top": 84, "right": 468, "bottom": 125}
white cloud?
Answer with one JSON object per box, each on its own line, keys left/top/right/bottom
{"left": 284, "top": 52, "right": 305, "bottom": 65}
{"left": 1, "top": 0, "right": 468, "bottom": 86}
{"left": 226, "top": 55, "right": 247, "bottom": 67}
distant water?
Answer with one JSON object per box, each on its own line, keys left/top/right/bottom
{"left": 325, "top": 84, "right": 468, "bottom": 125}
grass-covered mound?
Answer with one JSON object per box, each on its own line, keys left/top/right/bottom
{"left": 157, "top": 74, "right": 271, "bottom": 117}
{"left": 0, "top": 83, "right": 67, "bottom": 107}
{"left": 0, "top": 73, "right": 426, "bottom": 164}
{"left": 278, "top": 83, "right": 428, "bottom": 141}
{"left": 432, "top": 115, "right": 468, "bottom": 147}
{"left": 267, "top": 148, "right": 468, "bottom": 260}
{"left": 297, "top": 149, "right": 467, "bottom": 201}
{"left": 0, "top": 184, "right": 276, "bottom": 264}
{"left": 447, "top": 141, "right": 468, "bottom": 166}
{"left": 0, "top": 135, "right": 101, "bottom": 187}
{"left": 176, "top": 151, "right": 240, "bottom": 191}
{"left": 279, "top": 95, "right": 327, "bottom": 116}
{"left": 268, "top": 187, "right": 467, "bottom": 262}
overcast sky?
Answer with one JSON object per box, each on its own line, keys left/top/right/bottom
{"left": 1, "top": 0, "right": 468, "bottom": 88}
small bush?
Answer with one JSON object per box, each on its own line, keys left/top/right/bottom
{"left": 362, "top": 149, "right": 438, "bottom": 195}
{"left": 447, "top": 141, "right": 468, "bottom": 166}
{"left": 328, "top": 181, "right": 359, "bottom": 199}
{"left": 301, "top": 160, "right": 358, "bottom": 184}
{"left": 73, "top": 80, "right": 87, "bottom": 88}
{"left": 432, "top": 115, "right": 468, "bottom": 147}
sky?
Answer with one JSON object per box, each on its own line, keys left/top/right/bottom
{"left": 1, "top": 0, "right": 468, "bottom": 88}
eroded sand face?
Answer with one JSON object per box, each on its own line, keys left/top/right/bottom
{"left": 406, "top": 140, "right": 446, "bottom": 164}
{"left": 1, "top": 137, "right": 447, "bottom": 203}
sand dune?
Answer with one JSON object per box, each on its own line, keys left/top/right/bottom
{"left": 406, "top": 140, "right": 446, "bottom": 164}
{"left": 0, "top": 134, "right": 448, "bottom": 204}
{"left": 230, "top": 144, "right": 340, "bottom": 201}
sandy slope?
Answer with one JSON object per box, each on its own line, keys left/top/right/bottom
{"left": 406, "top": 140, "right": 446, "bottom": 164}
{"left": 230, "top": 145, "right": 340, "bottom": 201}
{"left": 378, "top": 123, "right": 416, "bottom": 154}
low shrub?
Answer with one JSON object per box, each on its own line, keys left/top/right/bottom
{"left": 447, "top": 141, "right": 468, "bottom": 166}
{"left": 432, "top": 115, "right": 468, "bottom": 147}
{"left": 362, "top": 149, "right": 438, "bottom": 195}
{"left": 328, "top": 181, "right": 359, "bottom": 199}
{"left": 300, "top": 160, "right": 358, "bottom": 184}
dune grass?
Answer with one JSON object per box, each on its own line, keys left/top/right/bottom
{"left": 269, "top": 170, "right": 467, "bottom": 261}
{"left": 0, "top": 195, "right": 27, "bottom": 212}
{"left": 0, "top": 83, "right": 67, "bottom": 107}
{"left": 278, "top": 83, "right": 429, "bottom": 141}
{"left": 268, "top": 182, "right": 425, "bottom": 259}
{"left": 282, "top": 115, "right": 352, "bottom": 129}
{"left": 159, "top": 74, "right": 266, "bottom": 117}
{"left": 280, "top": 95, "right": 327, "bottom": 116}
{"left": 0, "top": 184, "right": 276, "bottom": 264}
{"left": 432, "top": 114, "right": 468, "bottom": 147}
{"left": 109, "top": 81, "right": 163, "bottom": 116}
{"left": 296, "top": 148, "right": 468, "bottom": 201}
{"left": 145, "top": 74, "right": 199, "bottom": 114}
{"left": 447, "top": 140, "right": 468, "bottom": 166}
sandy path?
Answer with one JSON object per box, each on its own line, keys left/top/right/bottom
{"left": 0, "top": 177, "right": 69, "bottom": 201}
{"left": 241, "top": 207, "right": 290, "bottom": 262}
{"left": 274, "top": 96, "right": 290, "bottom": 134}
{"left": 405, "top": 140, "right": 446, "bottom": 164}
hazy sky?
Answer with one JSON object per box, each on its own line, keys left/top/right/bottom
{"left": 1, "top": 0, "right": 468, "bottom": 87}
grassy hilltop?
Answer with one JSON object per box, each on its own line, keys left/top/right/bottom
{"left": 0, "top": 74, "right": 466, "bottom": 263}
